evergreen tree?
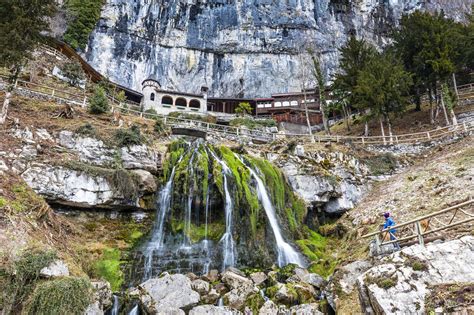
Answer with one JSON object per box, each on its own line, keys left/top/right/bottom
{"left": 235, "top": 102, "right": 252, "bottom": 116}
{"left": 0, "top": 0, "right": 56, "bottom": 124}
{"left": 354, "top": 52, "right": 413, "bottom": 141}
{"left": 62, "top": 59, "right": 85, "bottom": 87}
{"left": 393, "top": 11, "right": 463, "bottom": 122}
{"left": 88, "top": 86, "right": 109, "bottom": 114}
{"left": 333, "top": 36, "right": 376, "bottom": 135}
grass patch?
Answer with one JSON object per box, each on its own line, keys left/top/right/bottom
{"left": 404, "top": 255, "right": 429, "bottom": 272}
{"left": 365, "top": 273, "right": 398, "bottom": 290}
{"left": 75, "top": 123, "right": 96, "bottom": 137}
{"left": 1, "top": 249, "right": 57, "bottom": 312}
{"left": 114, "top": 125, "right": 145, "bottom": 147}
{"left": 25, "top": 277, "right": 92, "bottom": 315}
{"left": 229, "top": 117, "right": 276, "bottom": 129}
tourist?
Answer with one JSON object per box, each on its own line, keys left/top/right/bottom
{"left": 382, "top": 212, "right": 400, "bottom": 250}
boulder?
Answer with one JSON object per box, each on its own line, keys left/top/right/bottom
{"left": 84, "top": 301, "right": 103, "bottom": 315}
{"left": 203, "top": 269, "right": 220, "bottom": 282}
{"left": 258, "top": 300, "right": 280, "bottom": 315}
{"left": 120, "top": 145, "right": 161, "bottom": 173}
{"left": 250, "top": 271, "right": 268, "bottom": 286}
{"left": 91, "top": 280, "right": 113, "bottom": 310}
{"left": 214, "top": 283, "right": 229, "bottom": 295}
{"left": 202, "top": 288, "right": 220, "bottom": 304}
{"left": 192, "top": 279, "right": 210, "bottom": 295}
{"left": 221, "top": 269, "right": 253, "bottom": 290}
{"left": 40, "top": 260, "right": 69, "bottom": 278}
{"left": 139, "top": 274, "right": 200, "bottom": 313}
{"left": 131, "top": 169, "right": 157, "bottom": 194}
{"left": 287, "top": 268, "right": 325, "bottom": 289}
{"left": 223, "top": 283, "right": 258, "bottom": 310}
{"left": 289, "top": 303, "right": 323, "bottom": 315}
{"left": 189, "top": 305, "right": 242, "bottom": 315}
{"left": 358, "top": 236, "right": 474, "bottom": 314}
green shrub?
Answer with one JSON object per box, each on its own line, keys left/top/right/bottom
{"left": 229, "top": 117, "right": 276, "bottom": 129}
{"left": 114, "top": 125, "right": 144, "bottom": 147}
{"left": 63, "top": 0, "right": 105, "bottom": 50}
{"left": 144, "top": 108, "right": 158, "bottom": 115}
{"left": 235, "top": 102, "right": 252, "bottom": 116}
{"left": 75, "top": 123, "right": 96, "bottom": 137}
{"left": 88, "top": 86, "right": 109, "bottom": 114}
{"left": 25, "top": 277, "right": 92, "bottom": 315}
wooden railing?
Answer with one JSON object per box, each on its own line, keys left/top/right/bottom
{"left": 362, "top": 199, "right": 474, "bottom": 255}
{"left": 1, "top": 76, "right": 473, "bottom": 145}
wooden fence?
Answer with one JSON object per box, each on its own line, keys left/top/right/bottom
{"left": 1, "top": 75, "right": 473, "bottom": 145}
{"left": 362, "top": 199, "right": 474, "bottom": 255}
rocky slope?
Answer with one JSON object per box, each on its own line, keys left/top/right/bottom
{"left": 84, "top": 0, "right": 471, "bottom": 97}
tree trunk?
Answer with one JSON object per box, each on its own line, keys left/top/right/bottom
{"left": 387, "top": 116, "right": 393, "bottom": 144}
{"left": 414, "top": 87, "right": 421, "bottom": 111}
{"left": 429, "top": 88, "right": 435, "bottom": 124}
{"left": 303, "top": 92, "right": 315, "bottom": 143}
{"left": 321, "top": 101, "right": 330, "bottom": 135}
{"left": 452, "top": 73, "right": 459, "bottom": 100}
{"left": 0, "top": 91, "right": 11, "bottom": 124}
{"left": 440, "top": 88, "right": 450, "bottom": 126}
{"left": 434, "top": 87, "right": 440, "bottom": 121}
{"left": 379, "top": 117, "right": 386, "bottom": 145}
{"left": 343, "top": 103, "right": 351, "bottom": 132}
{"left": 450, "top": 108, "right": 458, "bottom": 126}
{"left": 364, "top": 121, "right": 369, "bottom": 137}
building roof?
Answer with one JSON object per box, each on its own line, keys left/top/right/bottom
{"left": 142, "top": 76, "right": 161, "bottom": 86}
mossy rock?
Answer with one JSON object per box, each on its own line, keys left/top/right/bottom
{"left": 276, "top": 263, "right": 298, "bottom": 282}
{"left": 244, "top": 292, "right": 265, "bottom": 313}
{"left": 93, "top": 248, "right": 123, "bottom": 291}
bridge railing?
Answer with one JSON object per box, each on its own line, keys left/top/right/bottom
{"left": 362, "top": 198, "right": 474, "bottom": 255}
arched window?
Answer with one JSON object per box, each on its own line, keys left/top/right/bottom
{"left": 162, "top": 96, "right": 173, "bottom": 106}
{"left": 175, "top": 97, "right": 187, "bottom": 107}
{"left": 189, "top": 99, "right": 200, "bottom": 109}
{"left": 150, "top": 93, "right": 155, "bottom": 101}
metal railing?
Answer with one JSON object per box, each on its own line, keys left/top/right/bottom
{"left": 362, "top": 199, "right": 474, "bottom": 255}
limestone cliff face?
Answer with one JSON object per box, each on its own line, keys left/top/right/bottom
{"left": 85, "top": 0, "right": 469, "bottom": 97}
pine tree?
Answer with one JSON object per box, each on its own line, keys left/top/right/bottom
{"left": 333, "top": 36, "right": 376, "bottom": 135}
{"left": 88, "top": 86, "right": 109, "bottom": 114}
{"left": 0, "top": 0, "right": 56, "bottom": 124}
{"left": 354, "top": 52, "right": 413, "bottom": 142}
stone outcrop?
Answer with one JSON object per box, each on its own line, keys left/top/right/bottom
{"left": 85, "top": 0, "right": 469, "bottom": 98}
{"left": 273, "top": 150, "right": 368, "bottom": 215}
{"left": 358, "top": 236, "right": 474, "bottom": 314}
{"left": 189, "top": 305, "right": 242, "bottom": 315}
{"left": 139, "top": 274, "right": 200, "bottom": 313}
{"left": 58, "top": 131, "right": 114, "bottom": 166}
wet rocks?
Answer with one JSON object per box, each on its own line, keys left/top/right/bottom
{"left": 189, "top": 305, "right": 242, "bottom": 315}
{"left": 139, "top": 274, "right": 200, "bottom": 313}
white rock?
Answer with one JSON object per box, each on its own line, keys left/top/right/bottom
{"left": 289, "top": 303, "right": 323, "bottom": 315}
{"left": 40, "top": 260, "right": 69, "bottom": 278}
{"left": 0, "top": 159, "right": 8, "bottom": 171}
{"left": 259, "top": 300, "right": 280, "bottom": 315}
{"left": 221, "top": 269, "right": 253, "bottom": 290}
{"left": 189, "top": 305, "right": 242, "bottom": 315}
{"left": 120, "top": 145, "right": 161, "bottom": 173}
{"left": 84, "top": 301, "right": 103, "bottom": 315}
{"left": 131, "top": 169, "right": 157, "bottom": 194}
{"left": 139, "top": 274, "right": 200, "bottom": 313}
{"left": 358, "top": 236, "right": 474, "bottom": 314}
{"left": 35, "top": 128, "right": 53, "bottom": 141}
{"left": 250, "top": 272, "right": 267, "bottom": 286}
{"left": 58, "top": 131, "right": 114, "bottom": 166}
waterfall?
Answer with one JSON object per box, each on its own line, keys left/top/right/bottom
{"left": 143, "top": 157, "right": 181, "bottom": 280}
{"left": 240, "top": 156, "right": 304, "bottom": 267}
{"left": 208, "top": 149, "right": 235, "bottom": 270}
{"left": 110, "top": 295, "right": 119, "bottom": 315}
{"left": 128, "top": 304, "right": 139, "bottom": 315}
{"left": 202, "top": 184, "right": 211, "bottom": 274}
{"left": 182, "top": 150, "right": 197, "bottom": 249}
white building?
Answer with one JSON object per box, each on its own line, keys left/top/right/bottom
{"left": 141, "top": 77, "right": 208, "bottom": 115}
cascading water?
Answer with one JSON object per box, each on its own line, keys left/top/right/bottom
{"left": 238, "top": 155, "right": 304, "bottom": 267}
{"left": 142, "top": 157, "right": 181, "bottom": 280}
{"left": 208, "top": 149, "right": 235, "bottom": 271}
{"left": 202, "top": 185, "right": 211, "bottom": 274}
{"left": 182, "top": 150, "right": 197, "bottom": 249}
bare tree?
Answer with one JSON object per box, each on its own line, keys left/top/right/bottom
{"left": 296, "top": 47, "right": 315, "bottom": 142}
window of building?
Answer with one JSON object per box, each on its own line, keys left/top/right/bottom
{"left": 290, "top": 101, "right": 298, "bottom": 106}
{"left": 189, "top": 99, "right": 201, "bottom": 109}
{"left": 175, "top": 97, "right": 187, "bottom": 107}
{"left": 162, "top": 96, "right": 173, "bottom": 106}
{"left": 275, "top": 102, "right": 282, "bottom": 107}
{"left": 283, "top": 101, "right": 290, "bottom": 107}
{"left": 257, "top": 104, "right": 264, "bottom": 108}
{"left": 265, "top": 103, "right": 272, "bottom": 108}
{"left": 150, "top": 93, "right": 155, "bottom": 101}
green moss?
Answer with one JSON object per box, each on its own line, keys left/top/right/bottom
{"left": 296, "top": 228, "right": 337, "bottom": 278}
{"left": 365, "top": 274, "right": 398, "bottom": 290}
{"left": 277, "top": 263, "right": 298, "bottom": 282}
{"left": 365, "top": 153, "right": 398, "bottom": 175}
{"left": 25, "top": 277, "right": 92, "bottom": 315}
{"left": 0, "top": 197, "right": 7, "bottom": 207}
{"left": 247, "top": 157, "right": 285, "bottom": 211}
{"left": 186, "top": 222, "right": 225, "bottom": 243}
{"left": 229, "top": 117, "right": 277, "bottom": 129}
{"left": 93, "top": 248, "right": 123, "bottom": 291}
{"left": 197, "top": 145, "right": 210, "bottom": 204}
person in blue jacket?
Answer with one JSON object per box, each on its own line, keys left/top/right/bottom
{"left": 383, "top": 212, "right": 400, "bottom": 249}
